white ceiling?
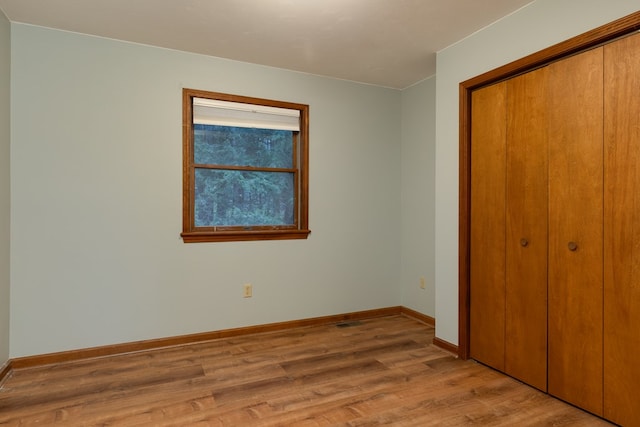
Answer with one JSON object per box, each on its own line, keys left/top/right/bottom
{"left": 0, "top": 0, "right": 534, "bottom": 89}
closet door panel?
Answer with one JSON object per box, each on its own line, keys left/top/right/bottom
{"left": 504, "top": 68, "right": 548, "bottom": 391}
{"left": 548, "top": 47, "right": 604, "bottom": 415}
{"left": 604, "top": 32, "right": 640, "bottom": 426}
{"left": 470, "top": 82, "right": 507, "bottom": 370}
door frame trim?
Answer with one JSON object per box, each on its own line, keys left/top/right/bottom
{"left": 458, "top": 11, "right": 640, "bottom": 360}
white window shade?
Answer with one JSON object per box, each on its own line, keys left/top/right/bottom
{"left": 193, "top": 98, "right": 300, "bottom": 131}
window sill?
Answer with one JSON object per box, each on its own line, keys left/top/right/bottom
{"left": 181, "top": 229, "right": 311, "bottom": 243}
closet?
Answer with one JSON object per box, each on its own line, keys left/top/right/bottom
{"left": 469, "top": 31, "right": 640, "bottom": 425}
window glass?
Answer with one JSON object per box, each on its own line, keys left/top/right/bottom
{"left": 194, "top": 125, "right": 293, "bottom": 168}
{"left": 194, "top": 169, "right": 295, "bottom": 227}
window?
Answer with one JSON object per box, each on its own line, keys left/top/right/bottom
{"left": 182, "top": 89, "right": 310, "bottom": 242}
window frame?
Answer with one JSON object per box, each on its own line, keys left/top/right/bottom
{"left": 181, "top": 88, "right": 310, "bottom": 243}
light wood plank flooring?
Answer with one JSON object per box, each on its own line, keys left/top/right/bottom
{"left": 0, "top": 316, "right": 612, "bottom": 426}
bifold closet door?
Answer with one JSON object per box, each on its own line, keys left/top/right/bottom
{"left": 504, "top": 67, "right": 548, "bottom": 391}
{"left": 470, "top": 71, "right": 548, "bottom": 391}
{"left": 547, "top": 47, "right": 604, "bottom": 416}
{"left": 470, "top": 82, "right": 507, "bottom": 371}
{"left": 604, "top": 31, "right": 640, "bottom": 426}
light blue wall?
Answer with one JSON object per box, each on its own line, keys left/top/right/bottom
{"left": 0, "top": 9, "right": 10, "bottom": 367}
{"left": 7, "top": 0, "right": 636, "bottom": 358}
{"left": 9, "top": 24, "right": 403, "bottom": 357}
{"left": 400, "top": 76, "right": 435, "bottom": 316}
{"left": 434, "top": 0, "right": 640, "bottom": 344}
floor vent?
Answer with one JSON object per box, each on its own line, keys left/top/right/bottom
{"left": 335, "top": 321, "right": 362, "bottom": 328}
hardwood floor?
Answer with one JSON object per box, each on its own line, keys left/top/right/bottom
{"left": 0, "top": 316, "right": 611, "bottom": 426}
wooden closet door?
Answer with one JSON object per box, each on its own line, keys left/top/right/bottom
{"left": 604, "top": 31, "right": 640, "bottom": 426}
{"left": 505, "top": 67, "right": 548, "bottom": 391}
{"left": 470, "top": 82, "right": 507, "bottom": 371}
{"left": 547, "top": 47, "right": 604, "bottom": 415}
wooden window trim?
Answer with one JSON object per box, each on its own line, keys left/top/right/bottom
{"left": 181, "top": 88, "right": 310, "bottom": 243}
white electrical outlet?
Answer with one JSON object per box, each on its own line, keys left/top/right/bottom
{"left": 420, "top": 277, "right": 426, "bottom": 289}
{"left": 243, "top": 283, "right": 253, "bottom": 298}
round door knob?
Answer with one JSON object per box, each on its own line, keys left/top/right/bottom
{"left": 520, "top": 238, "right": 528, "bottom": 247}
{"left": 568, "top": 241, "right": 578, "bottom": 251}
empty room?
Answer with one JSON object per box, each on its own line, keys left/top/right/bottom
{"left": 0, "top": 0, "right": 639, "bottom": 425}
